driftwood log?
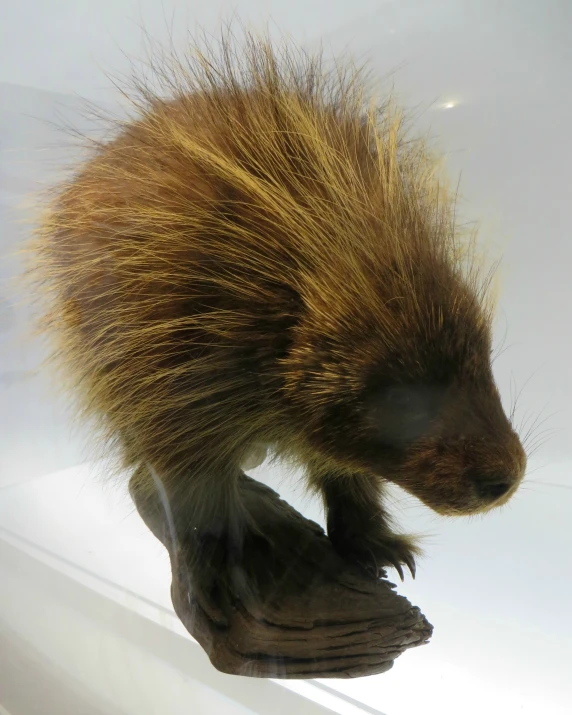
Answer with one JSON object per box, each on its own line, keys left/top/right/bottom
{"left": 129, "top": 471, "right": 432, "bottom": 678}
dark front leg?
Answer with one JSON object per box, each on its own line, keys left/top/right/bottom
{"left": 318, "top": 471, "right": 419, "bottom": 581}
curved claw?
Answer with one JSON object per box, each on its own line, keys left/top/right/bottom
{"left": 330, "top": 531, "right": 417, "bottom": 583}
{"left": 403, "top": 553, "right": 416, "bottom": 580}
{"left": 389, "top": 557, "right": 405, "bottom": 582}
{"left": 355, "top": 548, "right": 380, "bottom": 580}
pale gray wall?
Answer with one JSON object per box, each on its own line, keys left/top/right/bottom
{"left": 1, "top": 3, "right": 571, "bottom": 714}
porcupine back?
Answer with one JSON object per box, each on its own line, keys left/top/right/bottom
{"left": 26, "top": 30, "right": 486, "bottom": 493}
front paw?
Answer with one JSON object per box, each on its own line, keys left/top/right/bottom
{"left": 329, "top": 526, "right": 418, "bottom": 581}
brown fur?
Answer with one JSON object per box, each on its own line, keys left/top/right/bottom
{"left": 26, "top": 28, "right": 526, "bottom": 618}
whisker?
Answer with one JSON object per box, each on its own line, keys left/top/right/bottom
{"left": 524, "top": 480, "right": 572, "bottom": 491}
{"left": 521, "top": 406, "right": 557, "bottom": 450}
{"left": 524, "top": 427, "right": 557, "bottom": 452}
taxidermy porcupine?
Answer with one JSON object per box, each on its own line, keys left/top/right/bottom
{"left": 28, "top": 29, "right": 527, "bottom": 624}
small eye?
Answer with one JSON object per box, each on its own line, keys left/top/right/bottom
{"left": 385, "top": 387, "right": 414, "bottom": 409}
{"left": 382, "top": 386, "right": 432, "bottom": 426}
{"left": 365, "top": 382, "right": 446, "bottom": 447}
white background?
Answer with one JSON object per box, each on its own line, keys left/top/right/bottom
{"left": 1, "top": 1, "right": 571, "bottom": 714}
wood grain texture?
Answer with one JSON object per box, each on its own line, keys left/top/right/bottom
{"left": 130, "top": 471, "right": 433, "bottom": 679}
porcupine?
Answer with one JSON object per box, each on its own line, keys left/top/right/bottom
{"left": 28, "top": 29, "right": 527, "bottom": 624}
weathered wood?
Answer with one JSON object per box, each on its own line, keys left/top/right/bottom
{"left": 130, "top": 471, "right": 432, "bottom": 678}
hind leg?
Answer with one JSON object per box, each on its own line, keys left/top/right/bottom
{"left": 130, "top": 460, "right": 270, "bottom": 626}
{"left": 313, "top": 470, "right": 419, "bottom": 581}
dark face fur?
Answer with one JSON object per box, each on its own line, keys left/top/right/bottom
{"left": 287, "top": 259, "right": 527, "bottom": 517}
{"left": 359, "top": 374, "right": 527, "bottom": 515}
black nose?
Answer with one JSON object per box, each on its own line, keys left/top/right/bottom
{"left": 475, "top": 479, "right": 512, "bottom": 501}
